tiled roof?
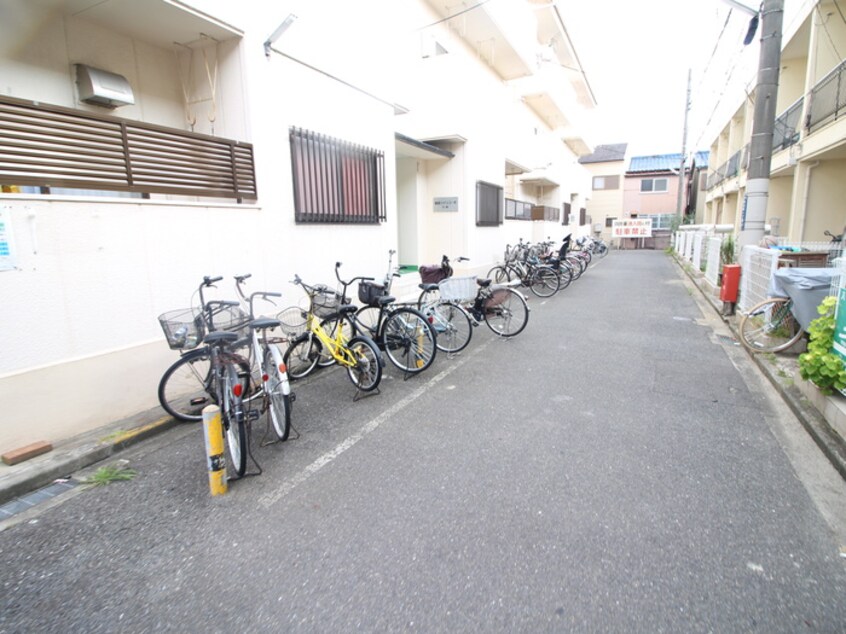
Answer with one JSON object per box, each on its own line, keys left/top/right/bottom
{"left": 578, "top": 143, "right": 627, "bottom": 164}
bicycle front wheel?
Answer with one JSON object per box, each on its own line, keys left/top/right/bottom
{"left": 158, "top": 349, "right": 212, "bottom": 422}
{"left": 264, "top": 345, "right": 292, "bottom": 441}
{"left": 487, "top": 265, "right": 511, "bottom": 284}
{"left": 284, "top": 334, "right": 322, "bottom": 380}
{"left": 346, "top": 335, "right": 382, "bottom": 392}
{"left": 222, "top": 363, "right": 247, "bottom": 477}
{"left": 529, "top": 266, "right": 560, "bottom": 297}
{"left": 739, "top": 297, "right": 803, "bottom": 353}
{"left": 483, "top": 288, "right": 529, "bottom": 337}
{"left": 381, "top": 307, "right": 438, "bottom": 374}
{"left": 425, "top": 301, "right": 474, "bottom": 353}
{"left": 555, "top": 263, "right": 573, "bottom": 290}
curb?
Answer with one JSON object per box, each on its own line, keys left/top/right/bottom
{"left": 675, "top": 256, "right": 846, "bottom": 481}
{"left": 0, "top": 414, "right": 178, "bottom": 506}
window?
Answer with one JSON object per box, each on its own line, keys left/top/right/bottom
{"left": 562, "top": 202, "right": 571, "bottom": 225}
{"left": 641, "top": 213, "right": 675, "bottom": 229}
{"left": 290, "top": 127, "right": 386, "bottom": 224}
{"left": 640, "top": 178, "right": 668, "bottom": 193}
{"left": 605, "top": 217, "right": 616, "bottom": 228}
{"left": 476, "top": 181, "right": 503, "bottom": 226}
{"left": 505, "top": 198, "right": 532, "bottom": 220}
{"left": 592, "top": 175, "right": 619, "bottom": 190}
{"left": 579, "top": 208, "right": 586, "bottom": 225}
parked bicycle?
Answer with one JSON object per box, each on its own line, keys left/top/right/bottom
{"left": 418, "top": 255, "right": 530, "bottom": 338}
{"left": 157, "top": 276, "right": 252, "bottom": 476}
{"left": 487, "top": 241, "right": 560, "bottom": 296}
{"left": 233, "top": 274, "right": 293, "bottom": 442}
{"left": 333, "top": 253, "right": 438, "bottom": 376}
{"left": 283, "top": 275, "right": 383, "bottom": 394}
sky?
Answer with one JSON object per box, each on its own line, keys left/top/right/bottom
{"left": 559, "top": 0, "right": 763, "bottom": 157}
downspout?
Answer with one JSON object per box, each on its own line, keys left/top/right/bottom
{"left": 797, "top": 161, "right": 820, "bottom": 242}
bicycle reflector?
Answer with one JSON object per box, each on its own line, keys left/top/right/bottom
{"left": 279, "top": 363, "right": 287, "bottom": 373}
{"left": 232, "top": 383, "right": 243, "bottom": 398}
{"left": 262, "top": 373, "right": 269, "bottom": 382}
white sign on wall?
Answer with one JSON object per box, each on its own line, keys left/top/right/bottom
{"left": 433, "top": 197, "right": 458, "bottom": 212}
{"left": 611, "top": 218, "right": 653, "bottom": 238}
{"left": 0, "top": 208, "right": 17, "bottom": 271}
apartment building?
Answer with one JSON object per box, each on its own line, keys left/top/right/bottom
{"left": 704, "top": 1, "right": 846, "bottom": 242}
{"left": 0, "top": 0, "right": 596, "bottom": 452}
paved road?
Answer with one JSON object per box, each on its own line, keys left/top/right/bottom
{"left": 2, "top": 251, "right": 846, "bottom": 633}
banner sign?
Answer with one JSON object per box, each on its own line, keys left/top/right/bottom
{"left": 611, "top": 218, "right": 653, "bottom": 238}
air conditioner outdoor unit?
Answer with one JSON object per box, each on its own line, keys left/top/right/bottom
{"left": 75, "top": 64, "right": 135, "bottom": 108}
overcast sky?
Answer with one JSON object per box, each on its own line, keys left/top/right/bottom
{"left": 560, "top": 0, "right": 763, "bottom": 157}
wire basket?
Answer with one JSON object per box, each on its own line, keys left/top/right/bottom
{"left": 207, "top": 304, "right": 251, "bottom": 337}
{"left": 311, "top": 289, "right": 341, "bottom": 318}
{"left": 439, "top": 276, "right": 477, "bottom": 302}
{"left": 277, "top": 306, "right": 309, "bottom": 337}
{"left": 158, "top": 308, "right": 205, "bottom": 350}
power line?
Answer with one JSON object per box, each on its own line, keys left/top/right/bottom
{"left": 816, "top": 5, "right": 843, "bottom": 60}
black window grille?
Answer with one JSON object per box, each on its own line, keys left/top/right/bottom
{"left": 290, "top": 127, "right": 386, "bottom": 224}
{"left": 0, "top": 94, "right": 257, "bottom": 200}
{"left": 579, "top": 207, "right": 586, "bottom": 225}
{"left": 476, "top": 180, "right": 503, "bottom": 226}
{"left": 562, "top": 202, "right": 571, "bottom": 225}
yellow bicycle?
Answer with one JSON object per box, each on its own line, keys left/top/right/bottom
{"left": 283, "top": 275, "right": 383, "bottom": 392}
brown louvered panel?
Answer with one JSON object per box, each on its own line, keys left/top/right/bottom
{"left": 0, "top": 95, "right": 257, "bottom": 200}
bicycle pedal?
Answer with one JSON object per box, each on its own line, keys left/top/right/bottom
{"left": 289, "top": 392, "right": 296, "bottom": 403}
{"left": 247, "top": 409, "right": 261, "bottom": 421}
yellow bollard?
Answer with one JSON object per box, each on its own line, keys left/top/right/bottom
{"left": 202, "top": 405, "right": 228, "bottom": 496}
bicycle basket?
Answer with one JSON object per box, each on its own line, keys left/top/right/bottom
{"left": 158, "top": 308, "right": 205, "bottom": 350}
{"left": 439, "top": 276, "right": 477, "bottom": 302}
{"left": 419, "top": 265, "right": 448, "bottom": 285}
{"left": 312, "top": 289, "right": 341, "bottom": 318}
{"left": 358, "top": 280, "right": 387, "bottom": 306}
{"left": 208, "top": 304, "right": 250, "bottom": 336}
{"left": 277, "top": 306, "right": 308, "bottom": 337}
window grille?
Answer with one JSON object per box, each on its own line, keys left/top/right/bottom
{"left": 0, "top": 95, "right": 256, "bottom": 200}
{"left": 505, "top": 197, "right": 532, "bottom": 220}
{"left": 289, "top": 127, "right": 386, "bottom": 224}
{"left": 562, "top": 202, "right": 571, "bottom": 225}
{"left": 476, "top": 180, "right": 503, "bottom": 226}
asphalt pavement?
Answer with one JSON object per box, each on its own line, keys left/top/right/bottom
{"left": 2, "top": 250, "right": 846, "bottom": 633}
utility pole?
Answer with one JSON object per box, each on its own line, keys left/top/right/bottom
{"left": 737, "top": 0, "right": 785, "bottom": 248}
{"left": 677, "top": 69, "right": 691, "bottom": 218}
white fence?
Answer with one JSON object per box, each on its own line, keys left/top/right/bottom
{"left": 705, "top": 237, "right": 722, "bottom": 286}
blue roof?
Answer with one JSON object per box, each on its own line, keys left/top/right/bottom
{"left": 628, "top": 153, "right": 683, "bottom": 173}
{"left": 628, "top": 151, "right": 709, "bottom": 173}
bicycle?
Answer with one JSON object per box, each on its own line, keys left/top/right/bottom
{"left": 333, "top": 253, "right": 438, "bottom": 376}
{"left": 283, "top": 275, "right": 383, "bottom": 394}
{"left": 418, "top": 255, "right": 530, "bottom": 338}
{"left": 157, "top": 276, "right": 252, "bottom": 476}
{"left": 738, "top": 296, "right": 803, "bottom": 353}
{"left": 233, "top": 274, "right": 293, "bottom": 442}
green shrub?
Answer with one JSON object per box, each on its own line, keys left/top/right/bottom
{"left": 798, "top": 296, "right": 846, "bottom": 395}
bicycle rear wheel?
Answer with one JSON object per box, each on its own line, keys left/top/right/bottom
{"left": 738, "top": 297, "right": 804, "bottom": 353}
{"left": 381, "top": 307, "right": 438, "bottom": 374}
{"left": 264, "top": 345, "right": 291, "bottom": 441}
{"left": 483, "top": 288, "right": 529, "bottom": 337}
{"left": 346, "top": 335, "right": 382, "bottom": 391}
{"left": 555, "top": 263, "right": 573, "bottom": 290}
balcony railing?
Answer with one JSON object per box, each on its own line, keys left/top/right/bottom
{"left": 773, "top": 96, "right": 803, "bottom": 152}
{"left": 808, "top": 58, "right": 846, "bottom": 133}
{"left": 705, "top": 148, "right": 742, "bottom": 190}
{"left": 0, "top": 95, "right": 257, "bottom": 201}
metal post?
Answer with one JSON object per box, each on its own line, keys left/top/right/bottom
{"left": 202, "top": 405, "right": 228, "bottom": 496}
{"left": 677, "top": 69, "right": 691, "bottom": 217}
{"left": 738, "top": 0, "right": 785, "bottom": 248}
